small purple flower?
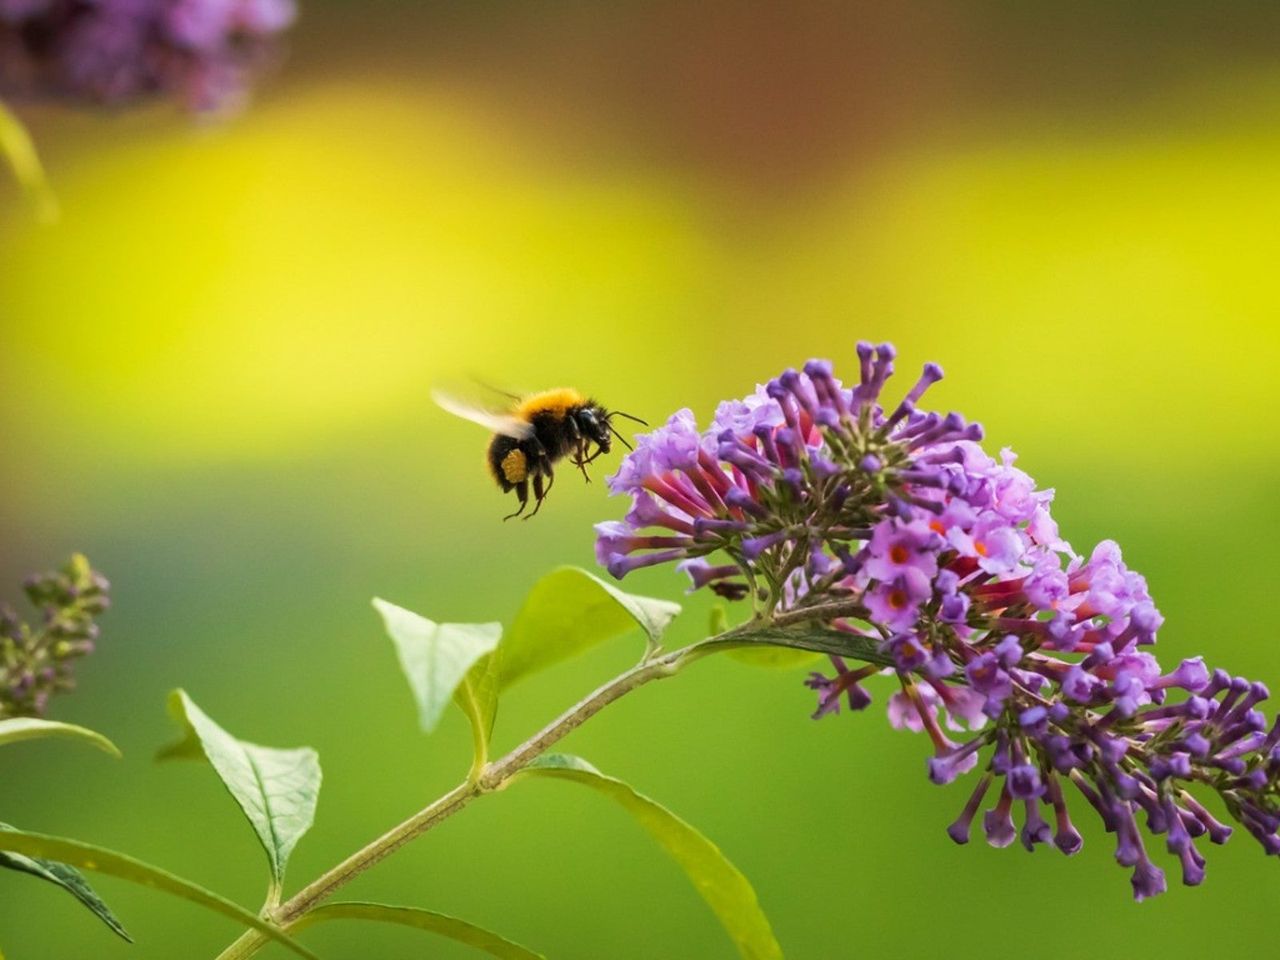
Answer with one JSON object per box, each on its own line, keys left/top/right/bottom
{"left": 805, "top": 656, "right": 873, "bottom": 719}
{"left": 965, "top": 652, "right": 1012, "bottom": 703}
{"left": 948, "top": 513, "right": 1025, "bottom": 576}
{"left": 863, "top": 519, "right": 940, "bottom": 582}
{"left": 863, "top": 570, "right": 931, "bottom": 633}
{"left": 1007, "top": 764, "right": 1044, "bottom": 800}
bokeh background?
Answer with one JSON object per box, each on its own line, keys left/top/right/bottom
{"left": 3, "top": 2, "right": 1280, "bottom": 957}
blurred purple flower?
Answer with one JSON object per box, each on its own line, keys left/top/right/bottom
{"left": 0, "top": 0, "right": 296, "bottom": 110}
{"left": 1, "top": 554, "right": 110, "bottom": 719}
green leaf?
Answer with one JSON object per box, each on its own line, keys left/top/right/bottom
{"left": 453, "top": 650, "right": 503, "bottom": 771}
{"left": 0, "top": 98, "right": 57, "bottom": 221}
{"left": 706, "top": 604, "right": 820, "bottom": 669}
{"left": 0, "top": 823, "right": 130, "bottom": 941}
{"left": 158, "top": 690, "right": 321, "bottom": 892}
{"left": 517, "top": 755, "right": 782, "bottom": 960}
{"left": 709, "top": 604, "right": 731, "bottom": 637}
{"left": 726, "top": 646, "right": 822, "bottom": 669}
{"left": 712, "top": 625, "right": 893, "bottom": 668}
{"left": 374, "top": 598, "right": 502, "bottom": 736}
{"left": 499, "top": 567, "right": 681, "bottom": 688}
{"left": 292, "top": 902, "right": 544, "bottom": 960}
{"left": 0, "top": 718, "right": 121, "bottom": 758}
{"left": 0, "top": 828, "right": 319, "bottom": 959}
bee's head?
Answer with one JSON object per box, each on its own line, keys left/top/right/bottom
{"left": 597, "top": 406, "right": 645, "bottom": 453}
{"left": 576, "top": 406, "right": 613, "bottom": 450}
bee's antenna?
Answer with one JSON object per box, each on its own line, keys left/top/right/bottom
{"left": 469, "top": 375, "right": 523, "bottom": 402}
{"left": 607, "top": 423, "right": 635, "bottom": 451}
{"left": 609, "top": 410, "right": 648, "bottom": 426}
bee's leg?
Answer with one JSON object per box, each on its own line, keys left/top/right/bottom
{"left": 577, "top": 445, "right": 605, "bottom": 481}
{"left": 503, "top": 481, "right": 529, "bottom": 521}
{"left": 525, "top": 472, "right": 547, "bottom": 519}
{"left": 543, "top": 462, "right": 556, "bottom": 495}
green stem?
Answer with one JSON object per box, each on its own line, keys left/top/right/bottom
{"left": 213, "top": 607, "right": 880, "bottom": 959}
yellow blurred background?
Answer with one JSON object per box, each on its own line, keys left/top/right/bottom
{"left": 2, "top": 2, "right": 1280, "bottom": 957}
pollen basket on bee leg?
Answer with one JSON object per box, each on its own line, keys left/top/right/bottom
{"left": 501, "top": 448, "right": 530, "bottom": 484}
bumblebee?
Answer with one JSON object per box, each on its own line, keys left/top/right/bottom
{"left": 433, "top": 386, "right": 644, "bottom": 519}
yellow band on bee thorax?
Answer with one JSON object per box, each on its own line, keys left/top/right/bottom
{"left": 514, "top": 387, "right": 586, "bottom": 421}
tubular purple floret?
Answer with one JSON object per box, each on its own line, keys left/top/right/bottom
{"left": 900, "top": 362, "right": 944, "bottom": 412}
{"left": 946, "top": 772, "right": 994, "bottom": 844}
{"left": 884, "top": 399, "right": 915, "bottom": 432}
{"left": 717, "top": 439, "right": 775, "bottom": 481}
{"left": 692, "top": 517, "right": 750, "bottom": 538}
{"left": 983, "top": 787, "right": 1018, "bottom": 848}
{"left": 1044, "top": 775, "right": 1083, "bottom": 855}
{"left": 856, "top": 344, "right": 896, "bottom": 407}
{"left": 724, "top": 486, "right": 768, "bottom": 518}
{"left": 1021, "top": 798, "right": 1052, "bottom": 850}
{"left": 749, "top": 425, "right": 782, "bottom": 469}
{"left": 677, "top": 558, "right": 744, "bottom": 592}
{"left": 607, "top": 549, "right": 689, "bottom": 579}
{"left": 891, "top": 410, "right": 941, "bottom": 442}
{"left": 803, "top": 359, "right": 849, "bottom": 419}
{"left": 774, "top": 427, "right": 804, "bottom": 468}
{"left": 742, "top": 530, "right": 789, "bottom": 560}
{"left": 856, "top": 341, "right": 875, "bottom": 386}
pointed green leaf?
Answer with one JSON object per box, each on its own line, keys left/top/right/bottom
{"left": 0, "top": 98, "right": 57, "bottom": 221}
{"left": 292, "top": 902, "right": 544, "bottom": 960}
{"left": 453, "top": 650, "right": 503, "bottom": 770}
{"left": 709, "top": 604, "right": 731, "bottom": 637}
{"left": 707, "top": 607, "right": 818, "bottom": 669}
{"left": 158, "top": 690, "right": 321, "bottom": 891}
{"left": 0, "top": 823, "right": 130, "bottom": 941}
{"left": 499, "top": 567, "right": 681, "bottom": 689}
{"left": 374, "top": 598, "right": 502, "bottom": 737}
{"left": 0, "top": 828, "right": 319, "bottom": 959}
{"left": 0, "top": 718, "right": 121, "bottom": 758}
{"left": 517, "top": 755, "right": 782, "bottom": 960}
{"left": 726, "top": 646, "right": 821, "bottom": 669}
{"left": 706, "top": 625, "right": 893, "bottom": 668}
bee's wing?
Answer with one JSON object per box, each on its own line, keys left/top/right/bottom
{"left": 431, "top": 388, "right": 534, "bottom": 440}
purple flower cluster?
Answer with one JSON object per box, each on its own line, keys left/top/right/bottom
{"left": 1, "top": 554, "right": 110, "bottom": 718}
{"left": 0, "top": 0, "right": 295, "bottom": 110}
{"left": 596, "top": 343, "right": 1280, "bottom": 900}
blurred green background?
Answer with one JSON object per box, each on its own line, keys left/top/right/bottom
{"left": 3, "top": 1, "right": 1280, "bottom": 957}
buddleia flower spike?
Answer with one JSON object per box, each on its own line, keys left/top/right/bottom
{"left": 597, "top": 342, "right": 1280, "bottom": 901}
